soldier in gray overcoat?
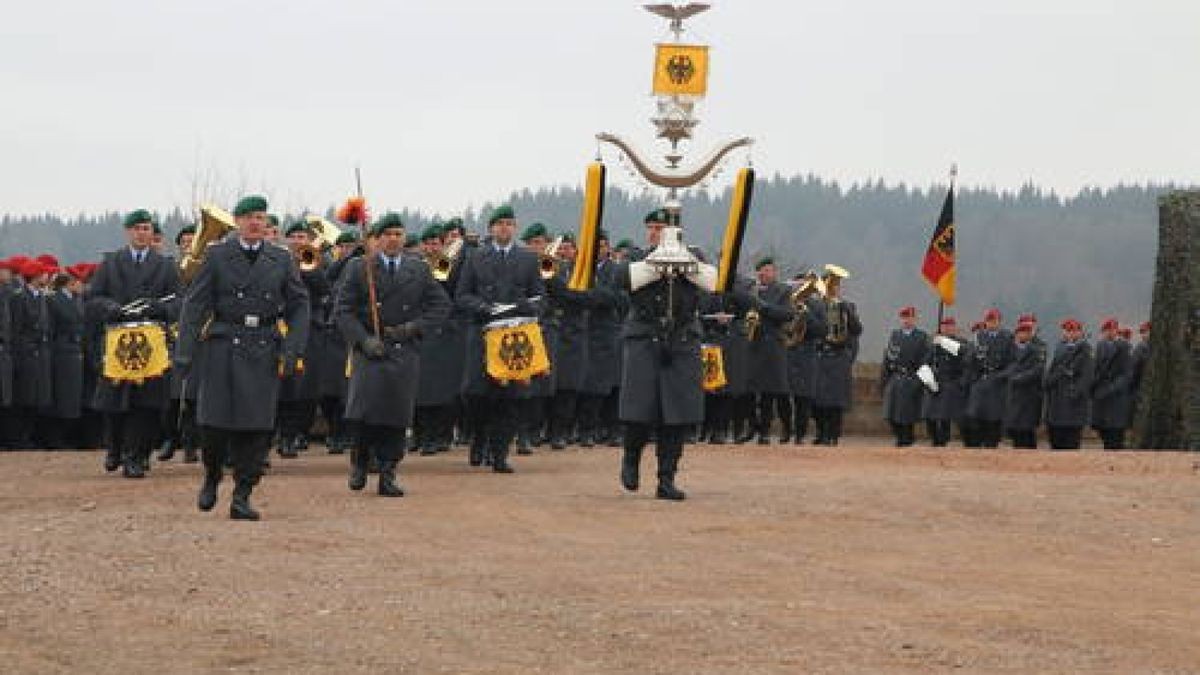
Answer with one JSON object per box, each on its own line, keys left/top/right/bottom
{"left": 317, "top": 232, "right": 363, "bottom": 454}
{"left": 87, "top": 210, "right": 180, "bottom": 476}
{"left": 454, "top": 205, "right": 545, "bottom": 472}
{"left": 880, "top": 306, "right": 929, "bottom": 447}
{"left": 45, "top": 270, "right": 86, "bottom": 448}
{"left": 965, "top": 308, "right": 1015, "bottom": 448}
{"left": 921, "top": 317, "right": 971, "bottom": 446}
{"left": 577, "top": 247, "right": 625, "bottom": 446}
{"left": 545, "top": 237, "right": 593, "bottom": 450}
{"left": 8, "top": 261, "right": 52, "bottom": 448}
{"left": 176, "top": 195, "right": 310, "bottom": 521}
{"left": 811, "top": 265, "right": 862, "bottom": 445}
{"left": 336, "top": 213, "right": 450, "bottom": 496}
{"left": 746, "top": 258, "right": 796, "bottom": 445}
{"left": 412, "top": 224, "right": 465, "bottom": 455}
{"left": 1003, "top": 319, "right": 1046, "bottom": 448}
{"left": 699, "top": 278, "right": 754, "bottom": 444}
{"left": 1044, "top": 318, "right": 1094, "bottom": 450}
{"left": 617, "top": 209, "right": 714, "bottom": 500}
{"left": 784, "top": 275, "right": 827, "bottom": 445}
{"left": 1090, "top": 318, "right": 1134, "bottom": 450}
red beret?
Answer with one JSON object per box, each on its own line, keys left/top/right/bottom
{"left": 939, "top": 316, "right": 957, "bottom": 328}
{"left": 1118, "top": 327, "right": 1133, "bottom": 339}
{"left": 970, "top": 321, "right": 985, "bottom": 332}
{"left": 1018, "top": 313, "right": 1037, "bottom": 324}
{"left": 1060, "top": 318, "right": 1082, "bottom": 331}
{"left": 0, "top": 259, "right": 9, "bottom": 272}
{"left": 35, "top": 254, "right": 59, "bottom": 268}
{"left": 1139, "top": 321, "right": 1151, "bottom": 333}
{"left": 19, "top": 260, "right": 46, "bottom": 280}
{"left": 1100, "top": 317, "right": 1119, "bottom": 332}
{"left": 984, "top": 308, "right": 1001, "bottom": 322}
{"left": 898, "top": 306, "right": 917, "bottom": 318}
{"left": 1015, "top": 321, "right": 1034, "bottom": 333}
{"left": 9, "top": 255, "right": 30, "bottom": 268}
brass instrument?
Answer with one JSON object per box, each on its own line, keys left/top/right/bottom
{"left": 782, "top": 273, "right": 825, "bottom": 348}
{"left": 430, "top": 237, "right": 463, "bottom": 283}
{"left": 295, "top": 243, "right": 322, "bottom": 272}
{"left": 304, "top": 215, "right": 343, "bottom": 250}
{"left": 539, "top": 236, "right": 564, "bottom": 280}
{"left": 822, "top": 265, "right": 850, "bottom": 346}
{"left": 180, "top": 204, "right": 235, "bottom": 284}
{"left": 744, "top": 307, "right": 762, "bottom": 342}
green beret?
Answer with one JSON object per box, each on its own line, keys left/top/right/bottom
{"left": 615, "top": 238, "right": 633, "bottom": 250}
{"left": 404, "top": 233, "right": 419, "bottom": 248}
{"left": 267, "top": 214, "right": 280, "bottom": 228}
{"left": 174, "top": 225, "right": 196, "bottom": 246}
{"left": 443, "top": 217, "right": 464, "bottom": 234}
{"left": 233, "top": 195, "right": 269, "bottom": 217}
{"left": 152, "top": 221, "right": 163, "bottom": 235}
{"left": 371, "top": 212, "right": 406, "bottom": 237}
{"left": 520, "top": 222, "right": 548, "bottom": 242}
{"left": 420, "top": 224, "right": 443, "bottom": 242}
{"left": 644, "top": 208, "right": 670, "bottom": 224}
{"left": 335, "top": 231, "right": 359, "bottom": 245}
{"left": 488, "top": 205, "right": 515, "bottom": 225}
{"left": 560, "top": 232, "right": 576, "bottom": 244}
{"left": 284, "top": 221, "right": 311, "bottom": 237}
{"left": 755, "top": 257, "right": 775, "bottom": 270}
{"left": 123, "top": 209, "right": 154, "bottom": 228}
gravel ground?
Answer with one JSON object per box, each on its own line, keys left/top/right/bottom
{"left": 1, "top": 442, "right": 1197, "bottom": 674}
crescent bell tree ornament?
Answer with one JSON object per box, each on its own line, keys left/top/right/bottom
{"left": 597, "top": 3, "right": 754, "bottom": 280}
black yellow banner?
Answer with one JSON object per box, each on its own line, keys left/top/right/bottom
{"left": 485, "top": 322, "right": 551, "bottom": 384}
{"left": 701, "top": 345, "right": 727, "bottom": 392}
{"left": 652, "top": 44, "right": 709, "bottom": 96}
{"left": 103, "top": 322, "right": 170, "bottom": 383}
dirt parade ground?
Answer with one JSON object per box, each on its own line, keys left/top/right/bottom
{"left": 1, "top": 442, "right": 1197, "bottom": 674}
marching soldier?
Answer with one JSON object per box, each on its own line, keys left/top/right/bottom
{"left": 275, "top": 221, "right": 331, "bottom": 458}
{"left": 811, "top": 265, "right": 862, "bottom": 446}
{"left": 746, "top": 258, "right": 795, "bottom": 445}
{"left": 44, "top": 267, "right": 87, "bottom": 448}
{"left": 617, "top": 208, "right": 715, "bottom": 500}
{"left": 578, "top": 232, "right": 625, "bottom": 448}
{"left": 88, "top": 210, "right": 180, "bottom": 475}
{"left": 1044, "top": 318, "right": 1093, "bottom": 451}
{"left": 159, "top": 225, "right": 198, "bottom": 462}
{"left": 318, "top": 230, "right": 363, "bottom": 453}
{"left": 515, "top": 223, "right": 555, "bottom": 454}
{"left": 336, "top": 213, "right": 450, "bottom": 495}
{"left": 699, "top": 274, "right": 753, "bottom": 444}
{"left": 880, "top": 306, "right": 928, "bottom": 447}
{"left": 1003, "top": 319, "right": 1046, "bottom": 448}
{"left": 783, "top": 273, "right": 828, "bottom": 446}
{"left": 922, "top": 317, "right": 971, "bottom": 447}
{"left": 175, "top": 195, "right": 310, "bottom": 520}
{"left": 455, "top": 205, "right": 545, "bottom": 472}
{"left": 1091, "top": 317, "right": 1134, "bottom": 450}
{"left": 545, "top": 231, "right": 593, "bottom": 450}
{"left": 965, "top": 308, "right": 1014, "bottom": 448}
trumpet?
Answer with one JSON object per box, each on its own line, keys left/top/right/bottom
{"left": 295, "top": 243, "right": 322, "bottom": 272}
{"left": 539, "top": 236, "right": 563, "bottom": 280}
{"left": 782, "top": 272, "right": 825, "bottom": 348}
{"left": 304, "top": 215, "right": 343, "bottom": 251}
{"left": 429, "top": 237, "right": 463, "bottom": 283}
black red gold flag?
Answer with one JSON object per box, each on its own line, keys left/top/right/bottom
{"left": 921, "top": 187, "right": 955, "bottom": 305}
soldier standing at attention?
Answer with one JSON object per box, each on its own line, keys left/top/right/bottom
{"left": 922, "top": 317, "right": 970, "bottom": 447}
{"left": 1003, "top": 319, "right": 1046, "bottom": 449}
{"left": 1090, "top": 317, "right": 1134, "bottom": 450}
{"left": 811, "top": 265, "right": 862, "bottom": 446}
{"left": 880, "top": 306, "right": 928, "bottom": 447}
{"left": 88, "top": 210, "right": 180, "bottom": 475}
{"left": 745, "top": 258, "right": 795, "bottom": 445}
{"left": 1044, "top": 318, "right": 1093, "bottom": 451}
{"left": 175, "top": 195, "right": 310, "bottom": 520}
{"left": 965, "top": 308, "right": 1014, "bottom": 448}
{"left": 336, "top": 213, "right": 450, "bottom": 496}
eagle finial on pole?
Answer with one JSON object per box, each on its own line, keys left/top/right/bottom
{"left": 644, "top": 3, "right": 712, "bottom": 39}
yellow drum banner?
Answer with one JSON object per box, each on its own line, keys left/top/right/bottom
{"left": 701, "top": 345, "right": 727, "bottom": 392}
{"left": 652, "top": 43, "right": 709, "bottom": 96}
{"left": 103, "top": 322, "right": 170, "bottom": 383}
{"left": 485, "top": 322, "right": 550, "bottom": 384}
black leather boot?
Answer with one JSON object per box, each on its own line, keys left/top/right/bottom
{"left": 197, "top": 469, "right": 221, "bottom": 512}
{"left": 183, "top": 445, "right": 199, "bottom": 463}
{"left": 468, "top": 439, "right": 485, "bottom": 467}
{"left": 230, "top": 479, "right": 260, "bottom": 521}
{"left": 377, "top": 462, "right": 405, "bottom": 497}
{"left": 492, "top": 445, "right": 514, "bottom": 473}
{"left": 122, "top": 451, "right": 145, "bottom": 479}
{"left": 348, "top": 447, "right": 369, "bottom": 491}
{"left": 277, "top": 436, "right": 297, "bottom": 458}
{"left": 104, "top": 446, "right": 121, "bottom": 472}
{"left": 709, "top": 428, "right": 727, "bottom": 445}
{"left": 779, "top": 418, "right": 793, "bottom": 444}
{"left": 655, "top": 449, "right": 686, "bottom": 501}
{"left": 620, "top": 447, "right": 642, "bottom": 492}
{"left": 516, "top": 431, "right": 533, "bottom": 456}
{"left": 156, "top": 439, "right": 175, "bottom": 462}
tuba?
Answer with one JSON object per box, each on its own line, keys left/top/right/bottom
{"left": 429, "top": 237, "right": 463, "bottom": 283}
{"left": 304, "top": 215, "right": 342, "bottom": 251}
{"left": 822, "top": 267, "right": 850, "bottom": 346}
{"left": 180, "top": 204, "right": 235, "bottom": 284}
{"left": 782, "top": 272, "right": 826, "bottom": 348}
{"left": 295, "top": 243, "right": 322, "bottom": 272}
{"left": 539, "top": 236, "right": 564, "bottom": 280}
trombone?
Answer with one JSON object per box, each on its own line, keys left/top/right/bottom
{"left": 429, "top": 237, "right": 463, "bottom": 283}
{"left": 539, "top": 236, "right": 564, "bottom": 280}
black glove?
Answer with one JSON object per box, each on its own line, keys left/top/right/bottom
{"left": 362, "top": 336, "right": 387, "bottom": 360}
{"left": 383, "top": 322, "right": 421, "bottom": 341}
{"left": 516, "top": 298, "right": 540, "bottom": 316}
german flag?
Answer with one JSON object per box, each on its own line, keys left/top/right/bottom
{"left": 921, "top": 187, "right": 956, "bottom": 305}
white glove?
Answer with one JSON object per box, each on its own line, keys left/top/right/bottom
{"left": 934, "top": 335, "right": 961, "bottom": 356}
{"left": 917, "top": 364, "right": 939, "bottom": 393}
{"left": 686, "top": 262, "right": 718, "bottom": 293}
{"left": 629, "top": 261, "right": 661, "bottom": 291}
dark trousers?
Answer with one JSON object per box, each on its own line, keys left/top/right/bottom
{"left": 732, "top": 394, "right": 756, "bottom": 440}
{"left": 703, "top": 394, "right": 732, "bottom": 440}
{"left": 519, "top": 396, "right": 548, "bottom": 441}
{"left": 414, "top": 404, "right": 453, "bottom": 451}
{"left": 163, "top": 399, "right": 198, "bottom": 450}
{"left": 889, "top": 422, "right": 915, "bottom": 447}
{"left": 201, "top": 427, "right": 270, "bottom": 485}
{"left": 577, "top": 393, "right": 604, "bottom": 441}
{"left": 974, "top": 420, "right": 1003, "bottom": 448}
{"left": 7, "top": 406, "right": 38, "bottom": 448}
{"left": 624, "top": 421, "right": 685, "bottom": 484}
{"left": 1048, "top": 425, "right": 1082, "bottom": 450}
{"left": 548, "top": 389, "right": 579, "bottom": 442}
{"left": 277, "top": 400, "right": 316, "bottom": 440}
{"left": 319, "top": 396, "right": 346, "bottom": 442}
{"left": 812, "top": 406, "right": 844, "bottom": 444}
{"left": 467, "top": 395, "right": 519, "bottom": 464}
{"left": 43, "top": 417, "right": 81, "bottom": 449}
{"left": 1096, "top": 427, "right": 1126, "bottom": 450}
{"left": 927, "top": 419, "right": 953, "bottom": 447}
{"left": 107, "top": 409, "right": 161, "bottom": 462}
{"left": 1008, "top": 428, "right": 1037, "bottom": 449}
{"left": 756, "top": 393, "right": 792, "bottom": 438}
{"left": 353, "top": 423, "right": 406, "bottom": 465}
{"left": 791, "top": 396, "right": 812, "bottom": 442}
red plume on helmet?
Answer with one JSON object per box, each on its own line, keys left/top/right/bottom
{"left": 336, "top": 197, "right": 369, "bottom": 226}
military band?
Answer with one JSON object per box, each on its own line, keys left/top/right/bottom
{"left": 0, "top": 196, "right": 1158, "bottom": 517}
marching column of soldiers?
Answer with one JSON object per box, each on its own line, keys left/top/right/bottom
{"left": 0, "top": 196, "right": 1156, "bottom": 519}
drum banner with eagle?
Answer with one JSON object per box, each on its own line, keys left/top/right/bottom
{"left": 484, "top": 319, "right": 550, "bottom": 384}
{"left": 103, "top": 322, "right": 170, "bottom": 384}
{"left": 701, "top": 344, "right": 727, "bottom": 392}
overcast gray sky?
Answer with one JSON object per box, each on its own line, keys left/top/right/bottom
{"left": 2, "top": 0, "right": 1197, "bottom": 217}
